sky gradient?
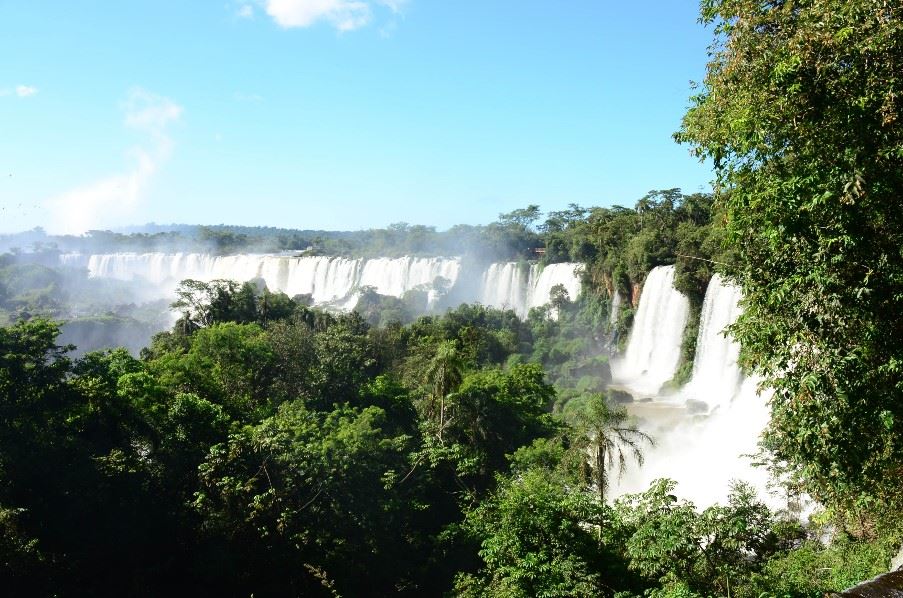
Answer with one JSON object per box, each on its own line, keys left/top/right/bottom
{"left": 0, "top": 1, "right": 715, "bottom": 234}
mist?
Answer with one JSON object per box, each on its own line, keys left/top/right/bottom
{"left": 0, "top": 217, "right": 584, "bottom": 357}
{"left": 0, "top": 248, "right": 173, "bottom": 357}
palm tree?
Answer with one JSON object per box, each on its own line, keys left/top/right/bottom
{"left": 424, "top": 340, "right": 463, "bottom": 442}
{"left": 570, "top": 394, "right": 652, "bottom": 503}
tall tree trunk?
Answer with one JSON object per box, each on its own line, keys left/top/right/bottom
{"left": 439, "top": 395, "right": 445, "bottom": 443}
{"left": 596, "top": 444, "right": 606, "bottom": 504}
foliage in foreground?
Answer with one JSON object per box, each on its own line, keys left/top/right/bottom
{"left": 678, "top": 0, "right": 903, "bottom": 518}
{"left": 1, "top": 304, "right": 896, "bottom": 596}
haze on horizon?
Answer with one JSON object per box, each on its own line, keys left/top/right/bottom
{"left": 0, "top": 1, "right": 713, "bottom": 235}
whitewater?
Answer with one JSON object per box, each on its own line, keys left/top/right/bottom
{"left": 59, "top": 252, "right": 583, "bottom": 318}
{"left": 609, "top": 269, "right": 778, "bottom": 510}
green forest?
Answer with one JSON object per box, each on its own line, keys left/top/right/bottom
{"left": 2, "top": 0, "right": 903, "bottom": 596}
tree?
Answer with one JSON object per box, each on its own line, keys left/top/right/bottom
{"left": 0, "top": 505, "right": 45, "bottom": 590}
{"left": 617, "top": 480, "right": 703, "bottom": 588}
{"left": 257, "top": 288, "right": 297, "bottom": 325}
{"left": 615, "top": 479, "right": 784, "bottom": 596}
{"left": 569, "top": 395, "right": 651, "bottom": 503}
{"left": 549, "top": 283, "right": 571, "bottom": 315}
{"left": 0, "top": 319, "right": 71, "bottom": 417}
{"left": 448, "top": 364, "right": 557, "bottom": 487}
{"left": 171, "top": 279, "right": 278, "bottom": 331}
{"left": 308, "top": 312, "right": 378, "bottom": 410}
{"left": 498, "top": 205, "right": 542, "bottom": 231}
{"left": 677, "top": 0, "right": 903, "bottom": 512}
{"left": 423, "top": 340, "right": 463, "bottom": 442}
{"left": 455, "top": 469, "right": 607, "bottom": 598}
{"left": 171, "top": 279, "right": 236, "bottom": 330}
{"left": 151, "top": 322, "right": 277, "bottom": 420}
{"left": 198, "top": 227, "right": 249, "bottom": 253}
{"left": 485, "top": 205, "right": 544, "bottom": 260}
{"left": 0, "top": 320, "right": 217, "bottom": 594}
{"left": 192, "top": 401, "right": 423, "bottom": 596}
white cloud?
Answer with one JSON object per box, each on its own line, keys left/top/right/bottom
{"left": 263, "top": 0, "right": 406, "bottom": 31}
{"left": 266, "top": 0, "right": 370, "bottom": 30}
{"left": 0, "top": 84, "right": 38, "bottom": 98}
{"left": 237, "top": 3, "right": 254, "bottom": 18}
{"left": 44, "top": 88, "right": 182, "bottom": 235}
{"left": 15, "top": 85, "right": 38, "bottom": 97}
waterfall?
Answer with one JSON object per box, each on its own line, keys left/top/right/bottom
{"left": 60, "top": 252, "right": 459, "bottom": 307}
{"left": 59, "top": 253, "right": 89, "bottom": 269}
{"left": 609, "top": 376, "right": 774, "bottom": 509}
{"left": 680, "top": 274, "right": 744, "bottom": 410}
{"left": 609, "top": 272, "right": 779, "bottom": 510}
{"left": 609, "top": 290, "right": 622, "bottom": 326}
{"left": 479, "top": 263, "right": 528, "bottom": 315}
{"left": 479, "top": 262, "right": 583, "bottom": 318}
{"left": 528, "top": 262, "right": 583, "bottom": 311}
{"left": 282, "top": 257, "right": 360, "bottom": 303}
{"left": 59, "top": 252, "right": 580, "bottom": 317}
{"left": 359, "top": 257, "right": 460, "bottom": 303}
{"left": 612, "top": 265, "right": 689, "bottom": 396}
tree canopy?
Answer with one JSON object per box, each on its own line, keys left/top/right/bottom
{"left": 678, "top": 0, "right": 903, "bottom": 515}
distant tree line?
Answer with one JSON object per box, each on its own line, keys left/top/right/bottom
{"left": 1, "top": 192, "right": 721, "bottom": 272}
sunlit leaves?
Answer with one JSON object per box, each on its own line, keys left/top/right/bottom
{"left": 679, "top": 0, "right": 903, "bottom": 514}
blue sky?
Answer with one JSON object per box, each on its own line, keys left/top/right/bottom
{"left": 0, "top": 1, "right": 714, "bottom": 234}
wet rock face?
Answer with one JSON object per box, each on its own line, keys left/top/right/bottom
{"left": 608, "top": 388, "right": 634, "bottom": 404}
{"left": 630, "top": 281, "right": 643, "bottom": 308}
{"left": 833, "top": 570, "right": 903, "bottom": 597}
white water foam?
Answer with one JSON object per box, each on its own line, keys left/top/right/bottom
{"left": 612, "top": 265, "right": 689, "bottom": 396}
{"left": 609, "top": 273, "right": 780, "bottom": 510}
{"left": 60, "top": 252, "right": 581, "bottom": 318}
